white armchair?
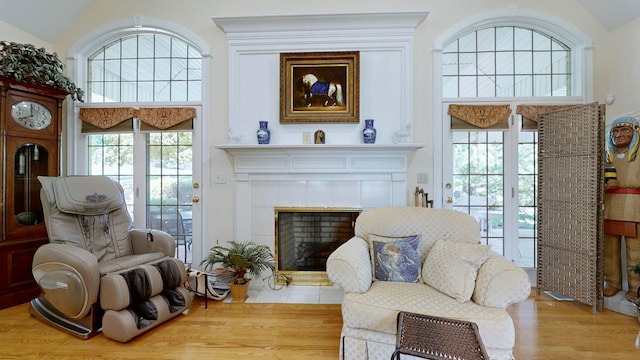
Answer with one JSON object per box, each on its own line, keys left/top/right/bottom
{"left": 326, "top": 207, "right": 530, "bottom": 360}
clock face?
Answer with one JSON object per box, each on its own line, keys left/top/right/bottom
{"left": 11, "top": 100, "right": 52, "bottom": 130}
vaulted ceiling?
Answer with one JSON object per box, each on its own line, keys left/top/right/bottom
{"left": 0, "top": 0, "right": 639, "bottom": 44}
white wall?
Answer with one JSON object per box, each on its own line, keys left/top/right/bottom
{"left": 0, "top": 20, "right": 54, "bottom": 50}
{"left": 607, "top": 16, "right": 640, "bottom": 122}
{"left": 35, "top": 0, "right": 618, "bottom": 252}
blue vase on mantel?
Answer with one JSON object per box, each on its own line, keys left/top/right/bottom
{"left": 362, "top": 119, "right": 377, "bottom": 144}
{"left": 257, "top": 121, "right": 271, "bottom": 144}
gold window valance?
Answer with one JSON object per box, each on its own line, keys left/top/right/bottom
{"left": 448, "top": 104, "right": 511, "bottom": 131}
{"left": 79, "top": 107, "right": 136, "bottom": 133}
{"left": 138, "top": 107, "right": 196, "bottom": 131}
{"left": 516, "top": 104, "right": 579, "bottom": 131}
{"left": 79, "top": 107, "right": 196, "bottom": 133}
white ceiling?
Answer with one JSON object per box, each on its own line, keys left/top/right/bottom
{"left": 0, "top": 0, "right": 639, "bottom": 44}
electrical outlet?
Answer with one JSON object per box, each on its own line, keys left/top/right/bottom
{"left": 214, "top": 171, "right": 226, "bottom": 184}
{"left": 417, "top": 172, "right": 428, "bottom": 184}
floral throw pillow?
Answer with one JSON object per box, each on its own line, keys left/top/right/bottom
{"left": 372, "top": 235, "right": 422, "bottom": 283}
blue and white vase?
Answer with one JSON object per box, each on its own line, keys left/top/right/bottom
{"left": 257, "top": 121, "right": 271, "bottom": 144}
{"left": 362, "top": 119, "right": 377, "bottom": 144}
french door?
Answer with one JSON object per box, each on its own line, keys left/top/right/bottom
{"left": 441, "top": 102, "right": 536, "bottom": 266}
{"left": 86, "top": 110, "right": 201, "bottom": 265}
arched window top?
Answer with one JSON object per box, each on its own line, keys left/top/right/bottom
{"left": 442, "top": 26, "right": 571, "bottom": 98}
{"left": 86, "top": 32, "right": 202, "bottom": 103}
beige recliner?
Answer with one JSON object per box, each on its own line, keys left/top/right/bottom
{"left": 29, "top": 175, "right": 192, "bottom": 342}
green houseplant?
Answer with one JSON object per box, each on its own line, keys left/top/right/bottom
{"left": 200, "top": 241, "right": 275, "bottom": 302}
{"left": 0, "top": 41, "right": 83, "bottom": 101}
{"left": 201, "top": 241, "right": 275, "bottom": 285}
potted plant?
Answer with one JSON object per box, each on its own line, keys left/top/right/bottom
{"left": 200, "top": 241, "right": 275, "bottom": 302}
{"left": 0, "top": 41, "right": 83, "bottom": 101}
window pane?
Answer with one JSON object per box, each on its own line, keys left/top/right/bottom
{"left": 188, "top": 59, "right": 202, "bottom": 79}
{"left": 121, "top": 37, "right": 137, "bottom": 58}
{"left": 442, "top": 53, "right": 459, "bottom": 76}
{"left": 104, "top": 42, "right": 120, "bottom": 59}
{"left": 459, "top": 53, "right": 476, "bottom": 76}
{"left": 552, "top": 50, "right": 570, "bottom": 73}
{"left": 514, "top": 52, "right": 532, "bottom": 74}
{"left": 138, "top": 81, "right": 154, "bottom": 102}
{"left": 171, "top": 81, "right": 188, "bottom": 101}
{"left": 534, "top": 51, "right": 551, "bottom": 74}
{"left": 121, "top": 82, "right": 137, "bottom": 102}
{"left": 121, "top": 59, "right": 137, "bottom": 81}
{"left": 477, "top": 52, "right": 495, "bottom": 75}
{"left": 514, "top": 28, "right": 532, "bottom": 50}
{"left": 477, "top": 28, "right": 495, "bottom": 51}
{"left": 90, "top": 61, "right": 104, "bottom": 81}
{"left": 188, "top": 81, "right": 202, "bottom": 101}
{"left": 172, "top": 40, "right": 188, "bottom": 58}
{"left": 138, "top": 59, "right": 154, "bottom": 81}
{"left": 496, "top": 75, "right": 514, "bottom": 97}
{"left": 478, "top": 75, "right": 495, "bottom": 97}
{"left": 104, "top": 59, "right": 121, "bottom": 78}
{"left": 138, "top": 34, "right": 155, "bottom": 58}
{"left": 443, "top": 76, "right": 459, "bottom": 97}
{"left": 496, "top": 52, "right": 513, "bottom": 75}
{"left": 443, "top": 40, "right": 458, "bottom": 53}
{"left": 155, "top": 58, "right": 171, "bottom": 81}
{"left": 552, "top": 74, "right": 570, "bottom": 96}
{"left": 172, "top": 59, "right": 189, "bottom": 80}
{"left": 514, "top": 75, "right": 532, "bottom": 97}
{"left": 459, "top": 76, "right": 477, "bottom": 97}
{"left": 533, "top": 32, "right": 551, "bottom": 51}
{"left": 459, "top": 32, "right": 476, "bottom": 52}
{"left": 155, "top": 81, "right": 171, "bottom": 101}
{"left": 496, "top": 27, "right": 513, "bottom": 51}
{"left": 533, "top": 75, "right": 551, "bottom": 96}
{"left": 104, "top": 81, "right": 121, "bottom": 102}
{"left": 155, "top": 36, "right": 171, "bottom": 58}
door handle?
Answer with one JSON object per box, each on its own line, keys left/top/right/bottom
{"left": 192, "top": 196, "right": 200, "bottom": 203}
{"left": 445, "top": 196, "right": 453, "bottom": 203}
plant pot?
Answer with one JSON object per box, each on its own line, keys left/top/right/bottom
{"left": 230, "top": 278, "right": 251, "bottom": 302}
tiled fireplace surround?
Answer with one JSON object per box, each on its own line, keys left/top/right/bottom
{"left": 213, "top": 12, "right": 427, "bottom": 299}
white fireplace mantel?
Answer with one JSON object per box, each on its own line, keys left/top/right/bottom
{"left": 215, "top": 143, "right": 424, "bottom": 175}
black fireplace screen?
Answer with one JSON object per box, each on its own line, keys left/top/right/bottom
{"left": 275, "top": 207, "right": 360, "bottom": 272}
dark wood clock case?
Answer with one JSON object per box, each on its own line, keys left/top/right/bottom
{"left": 0, "top": 78, "right": 66, "bottom": 309}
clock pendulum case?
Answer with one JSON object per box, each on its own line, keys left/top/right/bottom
{"left": 0, "top": 78, "right": 66, "bottom": 309}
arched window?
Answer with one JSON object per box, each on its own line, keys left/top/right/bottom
{"left": 435, "top": 12, "right": 591, "bottom": 271}
{"left": 442, "top": 26, "right": 571, "bottom": 98}
{"left": 87, "top": 33, "right": 202, "bottom": 102}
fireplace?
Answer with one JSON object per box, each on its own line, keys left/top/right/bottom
{"left": 275, "top": 207, "right": 361, "bottom": 285}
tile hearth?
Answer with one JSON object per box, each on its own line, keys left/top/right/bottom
{"left": 222, "top": 284, "right": 345, "bottom": 304}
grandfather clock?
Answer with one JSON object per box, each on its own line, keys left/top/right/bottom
{"left": 0, "top": 78, "right": 65, "bottom": 309}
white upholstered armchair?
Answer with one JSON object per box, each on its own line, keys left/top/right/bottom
{"left": 326, "top": 207, "right": 531, "bottom": 360}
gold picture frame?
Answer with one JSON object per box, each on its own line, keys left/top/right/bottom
{"left": 280, "top": 51, "right": 359, "bottom": 124}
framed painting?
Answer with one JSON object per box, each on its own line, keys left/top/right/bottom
{"left": 280, "top": 51, "right": 359, "bottom": 124}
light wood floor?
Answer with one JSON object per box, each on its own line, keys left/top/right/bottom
{"left": 0, "top": 290, "right": 638, "bottom": 359}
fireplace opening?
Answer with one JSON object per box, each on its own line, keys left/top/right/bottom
{"left": 275, "top": 207, "right": 361, "bottom": 285}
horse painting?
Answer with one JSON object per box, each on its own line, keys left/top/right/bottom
{"left": 300, "top": 73, "right": 344, "bottom": 108}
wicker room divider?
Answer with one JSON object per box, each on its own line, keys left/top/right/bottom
{"left": 537, "top": 102, "right": 605, "bottom": 314}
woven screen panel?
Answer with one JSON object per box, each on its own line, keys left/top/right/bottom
{"left": 537, "top": 102, "right": 604, "bottom": 312}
